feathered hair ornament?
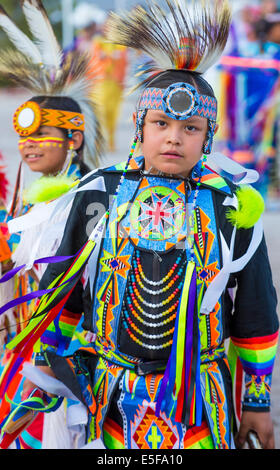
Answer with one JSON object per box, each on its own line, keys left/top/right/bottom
{"left": 0, "top": 0, "right": 103, "bottom": 167}
{"left": 106, "top": 0, "right": 232, "bottom": 86}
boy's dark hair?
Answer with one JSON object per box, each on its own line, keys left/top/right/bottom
{"left": 30, "top": 95, "right": 85, "bottom": 155}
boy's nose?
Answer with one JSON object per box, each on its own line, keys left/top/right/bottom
{"left": 166, "top": 129, "right": 182, "bottom": 144}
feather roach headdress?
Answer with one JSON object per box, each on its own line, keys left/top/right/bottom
{"left": 0, "top": 0, "right": 103, "bottom": 167}
{"left": 106, "top": 0, "right": 232, "bottom": 153}
{"left": 106, "top": 0, "right": 231, "bottom": 85}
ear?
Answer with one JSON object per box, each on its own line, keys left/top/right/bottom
{"left": 70, "top": 131, "right": 84, "bottom": 150}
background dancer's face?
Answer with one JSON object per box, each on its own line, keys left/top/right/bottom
{"left": 136, "top": 110, "right": 211, "bottom": 178}
{"left": 18, "top": 126, "right": 83, "bottom": 175}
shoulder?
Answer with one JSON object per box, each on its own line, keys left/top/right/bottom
{"left": 195, "top": 153, "right": 265, "bottom": 229}
{"left": 73, "top": 158, "right": 142, "bottom": 207}
{"left": 80, "top": 156, "right": 143, "bottom": 185}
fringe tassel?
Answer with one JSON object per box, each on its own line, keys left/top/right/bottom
{"left": 156, "top": 261, "right": 202, "bottom": 427}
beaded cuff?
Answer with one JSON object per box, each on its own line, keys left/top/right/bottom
{"left": 242, "top": 373, "right": 271, "bottom": 411}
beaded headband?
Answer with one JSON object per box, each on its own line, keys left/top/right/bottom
{"left": 13, "top": 100, "right": 85, "bottom": 137}
{"left": 138, "top": 82, "right": 217, "bottom": 121}
{"left": 136, "top": 82, "right": 217, "bottom": 154}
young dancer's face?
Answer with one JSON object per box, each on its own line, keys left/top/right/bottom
{"left": 18, "top": 126, "right": 69, "bottom": 175}
{"left": 136, "top": 110, "right": 211, "bottom": 178}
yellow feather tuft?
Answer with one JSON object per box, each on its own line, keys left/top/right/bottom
{"left": 24, "top": 175, "right": 78, "bottom": 204}
{"left": 226, "top": 185, "right": 265, "bottom": 229}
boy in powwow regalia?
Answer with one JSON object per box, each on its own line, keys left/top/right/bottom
{"left": 0, "top": 0, "right": 278, "bottom": 450}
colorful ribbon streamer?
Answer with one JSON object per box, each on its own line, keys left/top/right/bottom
{"left": 0, "top": 238, "right": 98, "bottom": 409}
{"left": 0, "top": 254, "right": 77, "bottom": 284}
{"left": 156, "top": 261, "right": 202, "bottom": 427}
{"left": 0, "top": 388, "right": 63, "bottom": 449}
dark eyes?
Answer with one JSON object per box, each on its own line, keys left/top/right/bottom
{"left": 156, "top": 120, "right": 167, "bottom": 127}
{"left": 155, "top": 121, "right": 198, "bottom": 131}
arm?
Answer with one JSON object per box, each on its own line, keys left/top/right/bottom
{"left": 34, "top": 192, "right": 93, "bottom": 364}
{"left": 22, "top": 195, "right": 89, "bottom": 394}
{"left": 229, "top": 234, "right": 279, "bottom": 448}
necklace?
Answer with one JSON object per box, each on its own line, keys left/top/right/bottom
{"left": 127, "top": 276, "right": 184, "bottom": 308}
{"left": 127, "top": 294, "right": 179, "bottom": 319}
{"left": 131, "top": 269, "right": 184, "bottom": 295}
{"left": 133, "top": 249, "right": 185, "bottom": 288}
{"left": 123, "top": 308, "right": 175, "bottom": 339}
{"left": 124, "top": 305, "right": 177, "bottom": 327}
{"left": 122, "top": 321, "right": 174, "bottom": 350}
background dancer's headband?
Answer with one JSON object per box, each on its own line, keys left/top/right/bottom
{"left": 13, "top": 100, "right": 85, "bottom": 136}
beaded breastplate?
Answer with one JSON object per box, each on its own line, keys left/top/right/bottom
{"left": 117, "top": 176, "right": 189, "bottom": 358}
{"left": 92, "top": 172, "right": 223, "bottom": 361}
{"left": 123, "top": 177, "right": 188, "bottom": 251}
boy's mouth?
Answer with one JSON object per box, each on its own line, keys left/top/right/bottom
{"left": 161, "top": 150, "right": 183, "bottom": 159}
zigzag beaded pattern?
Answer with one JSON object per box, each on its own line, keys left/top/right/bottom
{"left": 139, "top": 87, "right": 217, "bottom": 120}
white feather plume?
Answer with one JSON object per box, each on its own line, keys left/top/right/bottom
{"left": 21, "top": 0, "right": 63, "bottom": 72}
{"left": 0, "top": 5, "right": 42, "bottom": 64}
